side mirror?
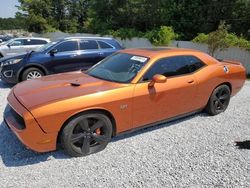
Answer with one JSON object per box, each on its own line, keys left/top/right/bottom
{"left": 148, "top": 74, "right": 167, "bottom": 87}
{"left": 7, "top": 44, "right": 10, "bottom": 48}
{"left": 49, "top": 49, "right": 58, "bottom": 56}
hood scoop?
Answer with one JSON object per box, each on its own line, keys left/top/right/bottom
{"left": 70, "top": 82, "right": 81, "bottom": 87}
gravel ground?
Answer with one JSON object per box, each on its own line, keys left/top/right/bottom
{"left": 0, "top": 80, "right": 249, "bottom": 188}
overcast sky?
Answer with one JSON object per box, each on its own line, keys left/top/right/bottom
{"left": 0, "top": 0, "right": 19, "bottom": 18}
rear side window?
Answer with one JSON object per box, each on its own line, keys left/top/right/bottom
{"left": 28, "top": 39, "right": 48, "bottom": 45}
{"left": 98, "top": 41, "right": 113, "bottom": 49}
{"left": 80, "top": 40, "right": 99, "bottom": 50}
{"left": 185, "top": 56, "right": 205, "bottom": 72}
{"left": 23, "top": 39, "right": 31, "bottom": 45}
{"left": 142, "top": 55, "right": 205, "bottom": 81}
{"left": 54, "top": 41, "right": 79, "bottom": 52}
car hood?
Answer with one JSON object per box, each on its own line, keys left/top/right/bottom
{"left": 0, "top": 51, "right": 42, "bottom": 63}
{"left": 0, "top": 53, "right": 26, "bottom": 63}
{"left": 13, "top": 71, "right": 126, "bottom": 110}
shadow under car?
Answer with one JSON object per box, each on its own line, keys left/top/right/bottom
{"left": 0, "top": 112, "right": 209, "bottom": 167}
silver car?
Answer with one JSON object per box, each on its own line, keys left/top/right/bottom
{"left": 0, "top": 37, "right": 50, "bottom": 58}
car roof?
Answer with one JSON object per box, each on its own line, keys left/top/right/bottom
{"left": 63, "top": 36, "right": 115, "bottom": 41}
{"left": 13, "top": 37, "right": 50, "bottom": 41}
{"left": 120, "top": 47, "right": 203, "bottom": 58}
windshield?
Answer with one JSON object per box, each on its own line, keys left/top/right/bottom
{"left": 35, "top": 41, "right": 57, "bottom": 52}
{"left": 4, "top": 39, "right": 14, "bottom": 45}
{"left": 87, "top": 53, "right": 149, "bottom": 83}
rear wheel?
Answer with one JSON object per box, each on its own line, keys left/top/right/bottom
{"left": 205, "top": 85, "right": 231, "bottom": 115}
{"left": 21, "top": 67, "right": 44, "bottom": 81}
{"left": 61, "top": 113, "right": 113, "bottom": 157}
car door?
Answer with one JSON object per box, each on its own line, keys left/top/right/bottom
{"left": 22, "top": 39, "right": 35, "bottom": 52}
{"left": 77, "top": 39, "right": 103, "bottom": 70}
{"left": 45, "top": 40, "right": 80, "bottom": 73}
{"left": 23, "top": 39, "right": 47, "bottom": 52}
{"left": 132, "top": 56, "right": 197, "bottom": 129}
{"left": 4, "top": 39, "right": 26, "bottom": 56}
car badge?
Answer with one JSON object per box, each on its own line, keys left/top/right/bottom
{"left": 120, "top": 104, "right": 128, "bottom": 110}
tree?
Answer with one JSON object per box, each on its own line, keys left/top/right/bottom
{"left": 231, "top": 0, "right": 250, "bottom": 39}
{"left": 207, "top": 22, "right": 230, "bottom": 56}
{"left": 145, "top": 26, "right": 177, "bottom": 46}
{"left": 0, "top": 17, "right": 25, "bottom": 30}
{"left": 17, "top": 0, "right": 90, "bottom": 33}
{"left": 14, "top": 0, "right": 249, "bottom": 41}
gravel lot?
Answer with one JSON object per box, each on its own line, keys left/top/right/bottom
{"left": 0, "top": 80, "right": 249, "bottom": 188}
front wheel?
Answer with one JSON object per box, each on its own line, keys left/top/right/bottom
{"left": 21, "top": 67, "right": 44, "bottom": 81}
{"left": 61, "top": 112, "right": 113, "bottom": 157}
{"left": 205, "top": 85, "right": 231, "bottom": 116}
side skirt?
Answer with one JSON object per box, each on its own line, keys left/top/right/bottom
{"left": 115, "top": 109, "right": 203, "bottom": 137}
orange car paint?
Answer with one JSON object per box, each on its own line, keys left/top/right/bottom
{"left": 5, "top": 48, "right": 246, "bottom": 152}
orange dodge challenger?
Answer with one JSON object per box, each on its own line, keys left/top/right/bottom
{"left": 4, "top": 48, "right": 246, "bottom": 157}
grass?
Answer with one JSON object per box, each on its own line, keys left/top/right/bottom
{"left": 247, "top": 75, "right": 250, "bottom": 80}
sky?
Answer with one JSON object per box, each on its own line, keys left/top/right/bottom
{"left": 0, "top": 0, "right": 19, "bottom": 18}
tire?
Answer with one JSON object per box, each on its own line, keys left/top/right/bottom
{"left": 61, "top": 112, "right": 113, "bottom": 157}
{"left": 21, "top": 67, "right": 44, "bottom": 81}
{"left": 205, "top": 85, "right": 231, "bottom": 116}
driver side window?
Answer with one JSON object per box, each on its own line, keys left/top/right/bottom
{"left": 10, "top": 39, "right": 25, "bottom": 46}
{"left": 54, "top": 41, "right": 79, "bottom": 53}
{"left": 142, "top": 56, "right": 191, "bottom": 81}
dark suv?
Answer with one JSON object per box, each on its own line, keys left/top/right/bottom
{"left": 0, "top": 37, "right": 122, "bottom": 83}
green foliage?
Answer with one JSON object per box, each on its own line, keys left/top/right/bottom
{"left": 144, "top": 26, "right": 177, "bottom": 46}
{"left": 0, "top": 17, "right": 24, "bottom": 30}
{"left": 104, "top": 26, "right": 176, "bottom": 46}
{"left": 25, "top": 14, "right": 51, "bottom": 33}
{"left": 192, "top": 33, "right": 208, "bottom": 43}
{"left": 86, "top": 0, "right": 250, "bottom": 41}
{"left": 107, "top": 28, "right": 144, "bottom": 40}
{"left": 225, "top": 33, "right": 250, "bottom": 51}
{"left": 193, "top": 23, "right": 250, "bottom": 54}
{"left": 207, "top": 22, "right": 230, "bottom": 56}
{"left": 17, "top": 0, "right": 89, "bottom": 33}
{"left": 11, "top": 0, "right": 250, "bottom": 42}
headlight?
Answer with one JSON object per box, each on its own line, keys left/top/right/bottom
{"left": 2, "top": 59, "right": 22, "bottom": 66}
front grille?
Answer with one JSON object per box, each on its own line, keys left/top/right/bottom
{"left": 4, "top": 104, "right": 26, "bottom": 130}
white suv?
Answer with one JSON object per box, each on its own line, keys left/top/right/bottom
{"left": 0, "top": 37, "right": 50, "bottom": 58}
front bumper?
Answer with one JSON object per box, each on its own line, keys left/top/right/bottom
{"left": 0, "top": 67, "right": 19, "bottom": 83}
{"left": 4, "top": 90, "right": 57, "bottom": 152}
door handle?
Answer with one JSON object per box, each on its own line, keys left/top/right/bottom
{"left": 187, "top": 79, "right": 194, "bottom": 84}
{"left": 98, "top": 52, "right": 104, "bottom": 55}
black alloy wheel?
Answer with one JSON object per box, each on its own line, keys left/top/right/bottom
{"left": 61, "top": 113, "right": 113, "bottom": 157}
{"left": 205, "top": 85, "right": 231, "bottom": 115}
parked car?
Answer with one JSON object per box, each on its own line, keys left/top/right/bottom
{"left": 4, "top": 48, "right": 246, "bottom": 157}
{"left": 0, "top": 37, "right": 50, "bottom": 58}
{"left": 0, "top": 35, "right": 14, "bottom": 44}
{"left": 0, "top": 37, "right": 123, "bottom": 83}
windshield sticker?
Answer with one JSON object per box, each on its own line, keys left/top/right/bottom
{"left": 131, "top": 56, "right": 147, "bottom": 63}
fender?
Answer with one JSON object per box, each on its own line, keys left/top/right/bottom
{"left": 17, "top": 63, "right": 49, "bottom": 81}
